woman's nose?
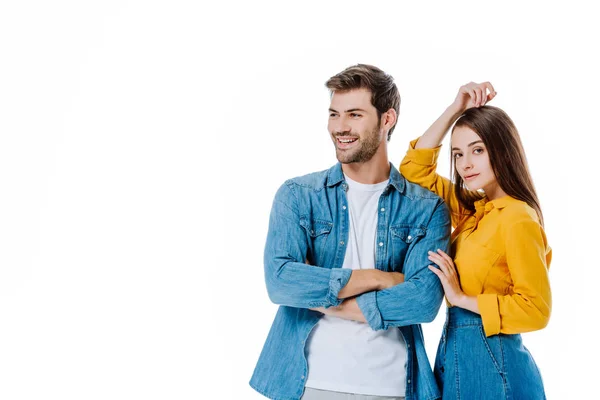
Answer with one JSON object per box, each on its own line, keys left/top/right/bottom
{"left": 462, "top": 157, "right": 473, "bottom": 171}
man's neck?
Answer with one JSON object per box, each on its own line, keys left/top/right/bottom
{"left": 341, "top": 156, "right": 391, "bottom": 184}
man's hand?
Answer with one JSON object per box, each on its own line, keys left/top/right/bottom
{"left": 338, "top": 270, "right": 404, "bottom": 299}
{"left": 310, "top": 298, "right": 367, "bottom": 323}
{"left": 311, "top": 270, "right": 404, "bottom": 321}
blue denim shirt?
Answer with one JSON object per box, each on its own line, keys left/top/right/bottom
{"left": 250, "top": 163, "right": 450, "bottom": 400}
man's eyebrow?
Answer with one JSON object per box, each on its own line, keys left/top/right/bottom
{"left": 328, "top": 108, "right": 367, "bottom": 113}
{"left": 451, "top": 140, "right": 483, "bottom": 151}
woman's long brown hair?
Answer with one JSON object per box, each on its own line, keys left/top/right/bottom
{"left": 451, "top": 106, "right": 544, "bottom": 227}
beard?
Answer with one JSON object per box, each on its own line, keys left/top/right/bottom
{"left": 333, "top": 123, "right": 382, "bottom": 164}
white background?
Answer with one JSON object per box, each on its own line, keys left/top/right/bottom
{"left": 0, "top": 1, "right": 597, "bottom": 399}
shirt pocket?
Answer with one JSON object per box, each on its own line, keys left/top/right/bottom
{"left": 389, "top": 225, "right": 427, "bottom": 272}
{"left": 299, "top": 217, "right": 333, "bottom": 266}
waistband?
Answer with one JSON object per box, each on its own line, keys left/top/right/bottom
{"left": 445, "top": 306, "right": 484, "bottom": 328}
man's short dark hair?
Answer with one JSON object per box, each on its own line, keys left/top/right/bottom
{"left": 325, "top": 64, "right": 400, "bottom": 141}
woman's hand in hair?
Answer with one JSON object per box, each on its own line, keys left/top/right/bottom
{"left": 451, "top": 81, "right": 497, "bottom": 114}
{"left": 415, "top": 81, "right": 497, "bottom": 150}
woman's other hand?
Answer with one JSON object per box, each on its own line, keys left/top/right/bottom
{"left": 428, "top": 249, "right": 466, "bottom": 307}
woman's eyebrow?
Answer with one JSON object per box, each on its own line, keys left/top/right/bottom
{"left": 452, "top": 140, "right": 483, "bottom": 151}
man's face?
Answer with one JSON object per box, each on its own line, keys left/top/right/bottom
{"left": 328, "top": 88, "right": 385, "bottom": 164}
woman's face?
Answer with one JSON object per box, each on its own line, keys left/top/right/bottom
{"left": 451, "top": 126, "right": 504, "bottom": 199}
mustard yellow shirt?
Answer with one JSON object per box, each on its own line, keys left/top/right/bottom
{"left": 400, "top": 138, "right": 552, "bottom": 337}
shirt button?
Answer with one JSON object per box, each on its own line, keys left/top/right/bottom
{"left": 378, "top": 242, "right": 383, "bottom": 247}
{"left": 342, "top": 205, "right": 347, "bottom": 210}
{"left": 301, "top": 376, "right": 305, "bottom": 380}
{"left": 407, "top": 235, "right": 412, "bottom": 240}
{"left": 340, "top": 241, "right": 345, "bottom": 245}
{"left": 407, "top": 343, "right": 411, "bottom": 348}
{"left": 310, "top": 230, "right": 314, "bottom": 235}
{"left": 407, "top": 379, "right": 411, "bottom": 384}
{"left": 380, "top": 207, "right": 385, "bottom": 212}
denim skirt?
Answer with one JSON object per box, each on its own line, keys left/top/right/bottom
{"left": 434, "top": 307, "right": 546, "bottom": 400}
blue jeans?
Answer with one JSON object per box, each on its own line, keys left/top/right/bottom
{"left": 435, "top": 307, "right": 546, "bottom": 400}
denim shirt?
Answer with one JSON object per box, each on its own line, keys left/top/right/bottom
{"left": 250, "top": 163, "right": 451, "bottom": 400}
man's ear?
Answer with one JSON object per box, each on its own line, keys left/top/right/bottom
{"left": 381, "top": 108, "right": 397, "bottom": 136}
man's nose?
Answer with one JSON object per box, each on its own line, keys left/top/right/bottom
{"left": 333, "top": 117, "right": 351, "bottom": 134}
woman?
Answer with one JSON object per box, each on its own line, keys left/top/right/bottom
{"left": 400, "top": 82, "right": 551, "bottom": 399}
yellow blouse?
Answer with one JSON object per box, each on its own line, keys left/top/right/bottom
{"left": 400, "top": 139, "right": 552, "bottom": 337}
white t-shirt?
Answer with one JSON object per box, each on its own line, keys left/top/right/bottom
{"left": 305, "top": 175, "right": 408, "bottom": 396}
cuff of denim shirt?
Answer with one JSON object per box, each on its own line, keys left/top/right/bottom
{"left": 356, "top": 291, "right": 384, "bottom": 331}
{"left": 325, "top": 268, "right": 353, "bottom": 307}
{"left": 478, "top": 294, "right": 501, "bottom": 336}
{"left": 406, "top": 138, "right": 442, "bottom": 165}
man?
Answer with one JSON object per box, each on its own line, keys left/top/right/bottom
{"left": 250, "top": 64, "right": 451, "bottom": 400}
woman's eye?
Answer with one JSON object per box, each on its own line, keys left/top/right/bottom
{"left": 453, "top": 153, "right": 462, "bottom": 159}
{"left": 473, "top": 147, "right": 484, "bottom": 154}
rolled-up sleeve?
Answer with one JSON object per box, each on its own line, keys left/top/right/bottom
{"left": 264, "top": 183, "right": 352, "bottom": 309}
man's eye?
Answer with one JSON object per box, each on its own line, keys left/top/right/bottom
{"left": 329, "top": 113, "right": 338, "bottom": 118}
{"left": 350, "top": 113, "right": 361, "bottom": 118}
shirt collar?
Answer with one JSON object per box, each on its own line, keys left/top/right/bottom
{"left": 326, "top": 162, "right": 406, "bottom": 193}
{"left": 475, "top": 195, "right": 512, "bottom": 214}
